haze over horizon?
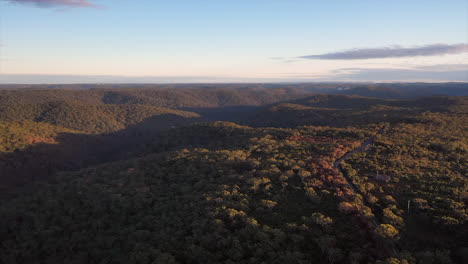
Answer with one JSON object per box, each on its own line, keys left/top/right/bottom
{"left": 1, "top": 0, "right": 467, "bottom": 83}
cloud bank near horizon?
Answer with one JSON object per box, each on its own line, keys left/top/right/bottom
{"left": 2, "top": 64, "right": 467, "bottom": 84}
{"left": 327, "top": 67, "right": 468, "bottom": 82}
{"left": 3, "top": 0, "right": 100, "bottom": 8}
{"left": 299, "top": 44, "right": 468, "bottom": 60}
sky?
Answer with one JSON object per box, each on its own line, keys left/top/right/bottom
{"left": 0, "top": 0, "right": 467, "bottom": 83}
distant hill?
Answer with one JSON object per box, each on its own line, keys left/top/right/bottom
{"left": 244, "top": 94, "right": 468, "bottom": 128}
{"left": 2, "top": 82, "right": 466, "bottom": 100}
{"left": 0, "top": 101, "right": 200, "bottom": 134}
{"left": 327, "top": 83, "right": 468, "bottom": 99}
{"left": 0, "top": 87, "right": 314, "bottom": 108}
{"left": 329, "top": 86, "right": 407, "bottom": 99}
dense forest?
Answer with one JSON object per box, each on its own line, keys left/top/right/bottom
{"left": 0, "top": 85, "right": 466, "bottom": 263}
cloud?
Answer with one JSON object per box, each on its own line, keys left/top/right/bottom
{"left": 299, "top": 44, "right": 468, "bottom": 60}
{"left": 276, "top": 64, "right": 468, "bottom": 82}
{"left": 325, "top": 66, "right": 468, "bottom": 82}
{"left": 0, "top": 74, "right": 295, "bottom": 84}
{"left": 413, "top": 64, "right": 468, "bottom": 71}
{"left": 3, "top": 0, "right": 101, "bottom": 8}
{"left": 2, "top": 67, "right": 467, "bottom": 83}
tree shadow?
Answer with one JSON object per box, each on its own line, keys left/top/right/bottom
{"left": 0, "top": 113, "right": 204, "bottom": 199}
{"left": 0, "top": 106, "right": 269, "bottom": 199}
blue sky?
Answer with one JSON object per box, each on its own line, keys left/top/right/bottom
{"left": 1, "top": 0, "right": 467, "bottom": 83}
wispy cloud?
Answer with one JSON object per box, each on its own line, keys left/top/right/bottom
{"left": 298, "top": 44, "right": 468, "bottom": 60}
{"left": 413, "top": 64, "right": 468, "bottom": 71}
{"left": 276, "top": 63, "right": 468, "bottom": 82}
{"left": 0, "top": 74, "right": 295, "bottom": 84}
{"left": 322, "top": 64, "right": 468, "bottom": 81}
{"left": 3, "top": 0, "right": 102, "bottom": 8}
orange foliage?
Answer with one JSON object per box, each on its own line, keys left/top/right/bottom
{"left": 338, "top": 202, "right": 357, "bottom": 215}
{"left": 25, "top": 136, "right": 56, "bottom": 144}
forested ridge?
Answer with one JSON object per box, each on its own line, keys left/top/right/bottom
{"left": 0, "top": 101, "right": 200, "bottom": 134}
{"left": 0, "top": 86, "right": 466, "bottom": 264}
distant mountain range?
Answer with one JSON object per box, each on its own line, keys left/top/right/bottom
{"left": 1, "top": 82, "right": 466, "bottom": 99}
{"left": 325, "top": 83, "right": 468, "bottom": 99}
